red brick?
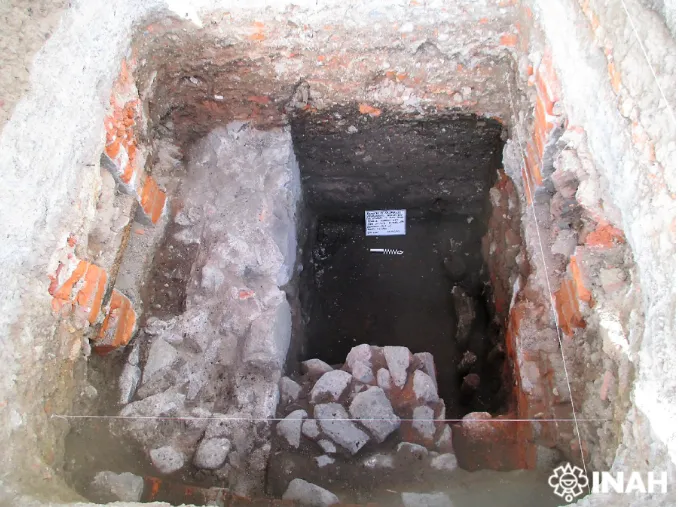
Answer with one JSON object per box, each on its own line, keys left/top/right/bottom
{"left": 94, "top": 289, "right": 137, "bottom": 354}
{"left": 585, "top": 222, "right": 625, "bottom": 248}
{"left": 525, "top": 140, "right": 542, "bottom": 186}
{"left": 139, "top": 176, "right": 167, "bottom": 224}
{"left": 554, "top": 278, "right": 585, "bottom": 336}
{"left": 499, "top": 33, "right": 518, "bottom": 47}
{"left": 536, "top": 51, "right": 561, "bottom": 108}
{"left": 50, "top": 260, "right": 107, "bottom": 323}
{"left": 569, "top": 256, "right": 593, "bottom": 307}
{"left": 358, "top": 103, "right": 382, "bottom": 117}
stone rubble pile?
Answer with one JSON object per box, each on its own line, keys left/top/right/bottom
{"left": 270, "top": 344, "right": 459, "bottom": 504}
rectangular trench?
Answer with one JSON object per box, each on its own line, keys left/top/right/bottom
{"left": 291, "top": 107, "right": 509, "bottom": 417}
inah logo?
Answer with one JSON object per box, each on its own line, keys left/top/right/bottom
{"left": 548, "top": 463, "right": 589, "bottom": 502}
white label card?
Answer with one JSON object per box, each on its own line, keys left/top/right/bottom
{"left": 365, "top": 209, "right": 407, "bottom": 236}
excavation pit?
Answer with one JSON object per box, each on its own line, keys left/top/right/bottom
{"left": 6, "top": 2, "right": 666, "bottom": 503}
{"left": 293, "top": 109, "right": 509, "bottom": 417}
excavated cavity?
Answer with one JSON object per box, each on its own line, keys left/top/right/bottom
{"left": 292, "top": 108, "right": 510, "bottom": 416}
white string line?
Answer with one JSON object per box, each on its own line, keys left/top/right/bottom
{"left": 505, "top": 75, "right": 589, "bottom": 485}
{"left": 50, "top": 414, "right": 611, "bottom": 422}
{"left": 620, "top": 0, "right": 677, "bottom": 124}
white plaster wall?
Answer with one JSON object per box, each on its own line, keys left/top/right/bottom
{"left": 532, "top": 0, "right": 676, "bottom": 502}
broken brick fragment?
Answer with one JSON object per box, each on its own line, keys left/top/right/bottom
{"left": 554, "top": 278, "right": 585, "bottom": 336}
{"left": 93, "top": 289, "right": 137, "bottom": 354}
{"left": 139, "top": 175, "right": 167, "bottom": 224}
{"left": 49, "top": 260, "right": 108, "bottom": 324}
{"left": 358, "top": 103, "right": 382, "bottom": 117}
{"left": 584, "top": 222, "right": 625, "bottom": 248}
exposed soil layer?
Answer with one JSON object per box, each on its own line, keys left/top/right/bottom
{"left": 291, "top": 108, "right": 505, "bottom": 219}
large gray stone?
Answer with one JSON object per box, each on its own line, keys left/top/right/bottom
{"left": 384, "top": 346, "right": 410, "bottom": 387}
{"left": 376, "top": 368, "right": 392, "bottom": 390}
{"left": 282, "top": 478, "right": 340, "bottom": 506}
{"left": 412, "top": 405, "right": 436, "bottom": 439}
{"left": 120, "top": 390, "right": 185, "bottom": 418}
{"left": 143, "top": 337, "right": 178, "bottom": 383}
{"left": 242, "top": 299, "right": 292, "bottom": 371}
{"left": 277, "top": 409, "right": 307, "bottom": 448}
{"left": 436, "top": 425, "right": 453, "bottom": 452}
{"left": 414, "top": 352, "right": 437, "bottom": 390}
{"left": 302, "top": 418, "right": 321, "bottom": 440}
{"left": 91, "top": 471, "right": 144, "bottom": 502}
{"left": 351, "top": 360, "right": 374, "bottom": 383}
{"left": 318, "top": 439, "right": 336, "bottom": 454}
{"left": 314, "top": 403, "right": 370, "bottom": 454}
{"left": 402, "top": 492, "right": 453, "bottom": 507}
{"left": 431, "top": 453, "right": 458, "bottom": 472}
{"left": 302, "top": 358, "right": 334, "bottom": 376}
{"left": 346, "top": 344, "right": 372, "bottom": 370}
{"left": 310, "top": 370, "right": 352, "bottom": 403}
{"left": 150, "top": 446, "right": 185, "bottom": 474}
{"left": 349, "top": 386, "right": 400, "bottom": 443}
{"left": 413, "top": 370, "right": 438, "bottom": 402}
{"left": 119, "top": 362, "right": 140, "bottom": 404}
{"left": 193, "top": 437, "right": 231, "bottom": 469}
{"left": 280, "top": 376, "right": 302, "bottom": 404}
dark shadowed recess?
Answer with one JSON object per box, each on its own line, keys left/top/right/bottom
{"left": 291, "top": 106, "right": 509, "bottom": 416}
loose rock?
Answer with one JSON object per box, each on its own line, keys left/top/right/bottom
{"left": 302, "top": 358, "right": 334, "bottom": 376}
{"left": 414, "top": 352, "right": 437, "bottom": 390}
{"left": 119, "top": 362, "right": 140, "bottom": 404}
{"left": 413, "top": 370, "right": 438, "bottom": 402}
{"left": 345, "top": 344, "right": 372, "bottom": 370}
{"left": 310, "top": 370, "right": 352, "bottom": 403}
{"left": 315, "top": 455, "right": 335, "bottom": 468}
{"left": 397, "top": 442, "right": 428, "bottom": 459}
{"left": 280, "top": 376, "right": 302, "bottom": 404}
{"left": 91, "top": 471, "right": 144, "bottom": 502}
{"left": 143, "top": 338, "right": 179, "bottom": 383}
{"left": 318, "top": 439, "right": 336, "bottom": 454}
{"left": 376, "top": 368, "right": 392, "bottom": 390}
{"left": 302, "top": 418, "right": 321, "bottom": 440}
{"left": 458, "top": 351, "right": 477, "bottom": 373}
{"left": 412, "top": 405, "right": 436, "bottom": 439}
{"left": 351, "top": 360, "right": 375, "bottom": 383}
{"left": 277, "top": 409, "right": 307, "bottom": 448}
{"left": 314, "top": 403, "right": 370, "bottom": 454}
{"left": 431, "top": 453, "right": 458, "bottom": 472}
{"left": 362, "top": 453, "right": 395, "bottom": 469}
{"left": 436, "top": 425, "right": 453, "bottom": 452}
{"left": 150, "top": 446, "right": 185, "bottom": 474}
{"left": 349, "top": 386, "right": 400, "bottom": 443}
{"left": 384, "top": 346, "right": 410, "bottom": 388}
{"left": 282, "top": 478, "right": 340, "bottom": 506}
{"left": 193, "top": 437, "right": 231, "bottom": 469}
{"left": 460, "top": 373, "right": 480, "bottom": 397}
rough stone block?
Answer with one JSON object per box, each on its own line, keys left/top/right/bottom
{"left": 314, "top": 403, "right": 369, "bottom": 454}
{"left": 349, "top": 386, "right": 400, "bottom": 443}
{"left": 242, "top": 299, "right": 292, "bottom": 372}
